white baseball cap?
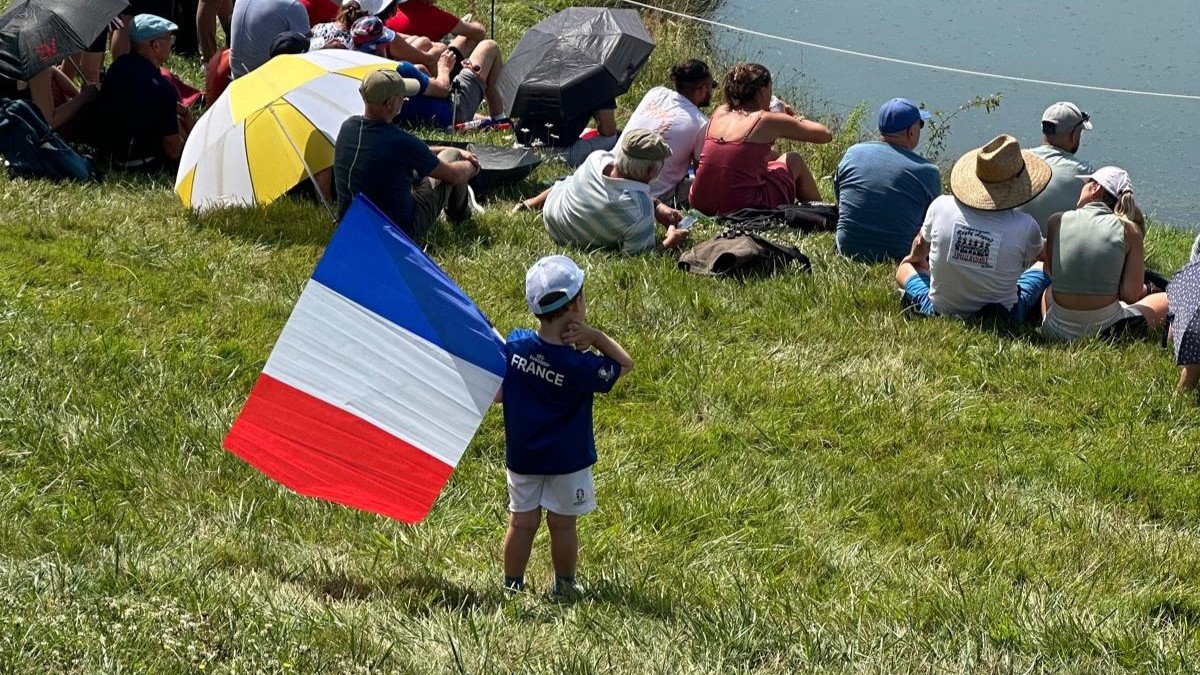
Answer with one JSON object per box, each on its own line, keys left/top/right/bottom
{"left": 1042, "top": 101, "right": 1092, "bottom": 133}
{"left": 1078, "top": 166, "right": 1132, "bottom": 198}
{"left": 525, "top": 255, "right": 584, "bottom": 315}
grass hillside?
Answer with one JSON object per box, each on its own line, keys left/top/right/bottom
{"left": 2, "top": 0, "right": 1200, "bottom": 672}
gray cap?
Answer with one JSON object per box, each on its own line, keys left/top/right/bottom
{"left": 620, "top": 128, "right": 673, "bottom": 161}
{"left": 1042, "top": 101, "right": 1092, "bottom": 133}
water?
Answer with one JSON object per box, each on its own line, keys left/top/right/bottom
{"left": 713, "top": 0, "right": 1200, "bottom": 227}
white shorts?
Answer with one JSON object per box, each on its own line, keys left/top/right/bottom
{"left": 1041, "top": 292, "right": 1143, "bottom": 342}
{"left": 507, "top": 467, "right": 596, "bottom": 516}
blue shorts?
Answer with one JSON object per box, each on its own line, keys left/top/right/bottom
{"left": 901, "top": 268, "right": 1051, "bottom": 323}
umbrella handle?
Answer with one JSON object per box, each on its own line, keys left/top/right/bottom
{"left": 266, "top": 106, "right": 336, "bottom": 223}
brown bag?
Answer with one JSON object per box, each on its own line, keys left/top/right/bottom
{"left": 678, "top": 230, "right": 811, "bottom": 277}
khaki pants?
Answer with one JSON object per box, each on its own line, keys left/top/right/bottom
{"left": 411, "top": 149, "right": 471, "bottom": 239}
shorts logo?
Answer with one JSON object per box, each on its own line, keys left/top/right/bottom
{"left": 597, "top": 364, "right": 614, "bottom": 382}
{"left": 574, "top": 488, "right": 586, "bottom": 505}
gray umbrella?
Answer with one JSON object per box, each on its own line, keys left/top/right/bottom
{"left": 1168, "top": 260, "right": 1200, "bottom": 365}
{"left": 495, "top": 7, "right": 654, "bottom": 121}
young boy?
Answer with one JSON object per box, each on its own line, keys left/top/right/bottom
{"left": 498, "top": 255, "right": 634, "bottom": 596}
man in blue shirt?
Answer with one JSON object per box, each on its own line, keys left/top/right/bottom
{"left": 834, "top": 98, "right": 941, "bottom": 262}
{"left": 333, "top": 68, "right": 481, "bottom": 238}
{"left": 497, "top": 255, "right": 633, "bottom": 597}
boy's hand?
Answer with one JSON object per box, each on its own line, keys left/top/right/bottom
{"left": 663, "top": 225, "right": 689, "bottom": 249}
{"left": 562, "top": 319, "right": 600, "bottom": 351}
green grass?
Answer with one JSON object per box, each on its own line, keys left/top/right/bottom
{"left": 3, "top": 0, "right": 1200, "bottom": 672}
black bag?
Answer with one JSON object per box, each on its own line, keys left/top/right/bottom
{"left": 678, "top": 229, "right": 811, "bottom": 278}
{"left": 0, "top": 98, "right": 96, "bottom": 182}
{"left": 719, "top": 202, "right": 839, "bottom": 233}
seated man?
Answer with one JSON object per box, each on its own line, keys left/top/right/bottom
{"left": 394, "top": 36, "right": 504, "bottom": 128}
{"left": 514, "top": 130, "right": 689, "bottom": 254}
{"left": 230, "top": 0, "right": 310, "bottom": 77}
{"left": 1020, "top": 101, "right": 1095, "bottom": 234}
{"left": 516, "top": 103, "right": 618, "bottom": 169}
{"left": 334, "top": 69, "right": 482, "bottom": 238}
{"left": 895, "top": 135, "right": 1051, "bottom": 323}
{"left": 834, "top": 98, "right": 940, "bottom": 262}
{"left": 385, "top": 0, "right": 485, "bottom": 47}
{"left": 98, "top": 15, "right": 192, "bottom": 171}
{"left": 617, "top": 59, "right": 714, "bottom": 206}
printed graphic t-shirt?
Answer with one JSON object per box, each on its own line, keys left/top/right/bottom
{"left": 502, "top": 329, "right": 622, "bottom": 475}
{"left": 922, "top": 195, "right": 1044, "bottom": 315}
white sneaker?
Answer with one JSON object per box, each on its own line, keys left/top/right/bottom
{"left": 466, "top": 186, "right": 485, "bottom": 218}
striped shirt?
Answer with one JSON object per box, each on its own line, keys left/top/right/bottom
{"left": 543, "top": 151, "right": 656, "bottom": 254}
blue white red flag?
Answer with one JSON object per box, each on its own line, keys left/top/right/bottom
{"left": 224, "top": 196, "right": 505, "bottom": 523}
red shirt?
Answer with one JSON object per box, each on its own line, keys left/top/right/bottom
{"left": 205, "top": 49, "right": 233, "bottom": 105}
{"left": 385, "top": 1, "right": 460, "bottom": 40}
{"left": 300, "top": 0, "right": 339, "bottom": 27}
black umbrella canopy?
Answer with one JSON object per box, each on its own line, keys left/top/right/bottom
{"left": 467, "top": 143, "right": 542, "bottom": 197}
{"left": 496, "top": 7, "right": 654, "bottom": 122}
{"left": 0, "top": 0, "right": 127, "bottom": 82}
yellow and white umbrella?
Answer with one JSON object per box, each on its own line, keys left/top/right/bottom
{"left": 175, "top": 49, "right": 398, "bottom": 212}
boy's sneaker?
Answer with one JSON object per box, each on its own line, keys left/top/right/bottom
{"left": 503, "top": 576, "right": 524, "bottom": 593}
{"left": 549, "top": 576, "right": 582, "bottom": 601}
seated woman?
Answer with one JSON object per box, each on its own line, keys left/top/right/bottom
{"left": 1040, "top": 166, "right": 1168, "bottom": 341}
{"left": 0, "top": 66, "right": 97, "bottom": 137}
{"left": 689, "top": 62, "right": 832, "bottom": 216}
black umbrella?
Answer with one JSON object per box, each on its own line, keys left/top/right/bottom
{"left": 1169, "top": 260, "right": 1200, "bottom": 365}
{"left": 0, "top": 0, "right": 128, "bottom": 82}
{"left": 495, "top": 7, "right": 654, "bottom": 122}
{"left": 467, "top": 144, "right": 542, "bottom": 197}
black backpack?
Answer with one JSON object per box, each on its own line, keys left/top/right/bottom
{"left": 0, "top": 98, "right": 97, "bottom": 182}
{"left": 719, "top": 202, "right": 839, "bottom": 233}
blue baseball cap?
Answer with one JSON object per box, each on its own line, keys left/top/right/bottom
{"left": 878, "top": 98, "right": 932, "bottom": 134}
{"left": 130, "top": 14, "right": 178, "bottom": 43}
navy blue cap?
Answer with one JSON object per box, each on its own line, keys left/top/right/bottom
{"left": 878, "top": 98, "right": 932, "bottom": 134}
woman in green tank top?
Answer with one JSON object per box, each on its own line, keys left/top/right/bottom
{"left": 1040, "top": 166, "right": 1168, "bottom": 341}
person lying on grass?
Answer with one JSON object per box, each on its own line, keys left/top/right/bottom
{"left": 495, "top": 255, "right": 633, "bottom": 598}
{"left": 512, "top": 129, "right": 689, "bottom": 254}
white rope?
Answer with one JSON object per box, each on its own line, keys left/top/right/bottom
{"left": 616, "top": 0, "right": 1200, "bottom": 102}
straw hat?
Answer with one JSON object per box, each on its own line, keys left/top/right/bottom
{"left": 950, "top": 135, "right": 1052, "bottom": 211}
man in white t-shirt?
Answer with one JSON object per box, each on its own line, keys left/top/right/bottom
{"left": 616, "top": 59, "right": 714, "bottom": 206}
{"left": 895, "top": 135, "right": 1052, "bottom": 322}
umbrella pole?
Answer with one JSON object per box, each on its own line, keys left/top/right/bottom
{"left": 267, "top": 106, "right": 337, "bottom": 223}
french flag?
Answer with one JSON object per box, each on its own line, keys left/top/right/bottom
{"left": 224, "top": 196, "right": 506, "bottom": 523}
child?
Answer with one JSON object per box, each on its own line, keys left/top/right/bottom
{"left": 497, "top": 255, "right": 634, "bottom": 597}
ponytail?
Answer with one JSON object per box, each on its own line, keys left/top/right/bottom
{"left": 1114, "top": 191, "right": 1145, "bottom": 233}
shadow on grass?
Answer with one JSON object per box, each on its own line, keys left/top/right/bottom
{"left": 285, "top": 565, "right": 502, "bottom": 615}
{"left": 184, "top": 196, "right": 337, "bottom": 249}
{"left": 585, "top": 577, "right": 682, "bottom": 621}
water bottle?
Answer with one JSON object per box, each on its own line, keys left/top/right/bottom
{"left": 454, "top": 115, "right": 513, "bottom": 132}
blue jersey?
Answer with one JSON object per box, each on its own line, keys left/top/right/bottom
{"left": 502, "top": 329, "right": 622, "bottom": 475}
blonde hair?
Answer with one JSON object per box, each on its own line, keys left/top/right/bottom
{"left": 1114, "top": 191, "right": 1145, "bottom": 233}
